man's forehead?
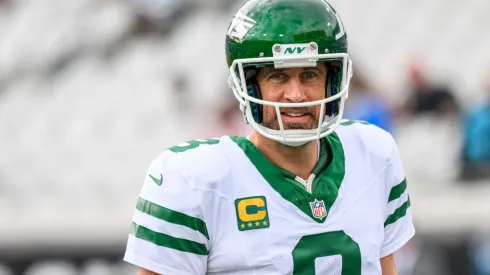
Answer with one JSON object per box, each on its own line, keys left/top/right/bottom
{"left": 259, "top": 63, "right": 326, "bottom": 73}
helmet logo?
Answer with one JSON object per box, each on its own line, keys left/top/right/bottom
{"left": 284, "top": 47, "right": 306, "bottom": 54}
{"left": 335, "top": 13, "right": 346, "bottom": 40}
{"left": 272, "top": 43, "right": 319, "bottom": 69}
{"left": 227, "top": 12, "right": 256, "bottom": 43}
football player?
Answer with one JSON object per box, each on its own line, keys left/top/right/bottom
{"left": 124, "top": 0, "right": 415, "bottom": 274}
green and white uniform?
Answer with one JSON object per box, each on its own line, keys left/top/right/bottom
{"left": 124, "top": 122, "right": 415, "bottom": 274}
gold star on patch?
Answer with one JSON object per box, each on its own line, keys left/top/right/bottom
{"left": 240, "top": 224, "right": 245, "bottom": 229}
{"left": 248, "top": 222, "right": 252, "bottom": 227}
{"left": 263, "top": 221, "right": 268, "bottom": 226}
{"left": 255, "top": 221, "right": 260, "bottom": 227}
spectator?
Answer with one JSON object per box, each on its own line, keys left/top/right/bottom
{"left": 344, "top": 71, "right": 394, "bottom": 132}
{"left": 402, "top": 62, "right": 459, "bottom": 117}
{"left": 460, "top": 76, "right": 490, "bottom": 180}
{"left": 471, "top": 235, "right": 490, "bottom": 275}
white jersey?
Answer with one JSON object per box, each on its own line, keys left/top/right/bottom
{"left": 124, "top": 121, "right": 415, "bottom": 275}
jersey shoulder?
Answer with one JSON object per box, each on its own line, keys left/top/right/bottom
{"left": 335, "top": 120, "right": 397, "bottom": 162}
{"left": 150, "top": 136, "right": 240, "bottom": 191}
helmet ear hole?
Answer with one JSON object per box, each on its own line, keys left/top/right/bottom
{"left": 245, "top": 68, "right": 263, "bottom": 123}
{"left": 325, "top": 61, "right": 342, "bottom": 117}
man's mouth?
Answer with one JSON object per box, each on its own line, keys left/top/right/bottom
{"left": 279, "top": 111, "right": 312, "bottom": 124}
{"left": 281, "top": 112, "right": 308, "bottom": 117}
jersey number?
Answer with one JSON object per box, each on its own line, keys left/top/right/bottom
{"left": 292, "top": 231, "right": 361, "bottom": 275}
{"left": 168, "top": 139, "right": 220, "bottom": 153}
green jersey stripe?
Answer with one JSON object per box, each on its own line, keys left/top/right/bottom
{"left": 130, "top": 222, "right": 209, "bottom": 255}
{"left": 388, "top": 178, "right": 407, "bottom": 202}
{"left": 339, "top": 120, "right": 371, "bottom": 126}
{"left": 137, "top": 197, "right": 209, "bottom": 240}
{"left": 384, "top": 198, "right": 411, "bottom": 227}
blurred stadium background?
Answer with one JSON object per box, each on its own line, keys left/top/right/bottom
{"left": 0, "top": 0, "right": 490, "bottom": 274}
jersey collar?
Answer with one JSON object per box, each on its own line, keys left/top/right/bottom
{"left": 231, "top": 133, "right": 345, "bottom": 223}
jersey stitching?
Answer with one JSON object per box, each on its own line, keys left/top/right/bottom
{"left": 380, "top": 220, "right": 415, "bottom": 257}
{"left": 180, "top": 137, "right": 235, "bottom": 203}
{"left": 196, "top": 187, "right": 235, "bottom": 203}
{"left": 195, "top": 188, "right": 255, "bottom": 274}
{"left": 174, "top": 156, "right": 212, "bottom": 249}
{"left": 186, "top": 188, "right": 233, "bottom": 255}
{"left": 125, "top": 251, "right": 204, "bottom": 274}
{"left": 333, "top": 160, "right": 392, "bottom": 218}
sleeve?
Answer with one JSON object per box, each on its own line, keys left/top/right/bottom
{"left": 380, "top": 138, "right": 416, "bottom": 258}
{"left": 124, "top": 150, "right": 209, "bottom": 275}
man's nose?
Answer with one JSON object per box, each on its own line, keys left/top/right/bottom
{"left": 283, "top": 77, "right": 307, "bottom": 103}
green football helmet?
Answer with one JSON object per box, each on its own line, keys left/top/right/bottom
{"left": 226, "top": 0, "right": 353, "bottom": 146}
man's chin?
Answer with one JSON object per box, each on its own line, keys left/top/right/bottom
{"left": 283, "top": 123, "right": 315, "bottom": 130}
{"left": 276, "top": 122, "right": 318, "bottom": 131}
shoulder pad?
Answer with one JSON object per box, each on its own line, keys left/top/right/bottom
{"left": 336, "top": 120, "right": 396, "bottom": 161}
{"left": 160, "top": 137, "right": 232, "bottom": 189}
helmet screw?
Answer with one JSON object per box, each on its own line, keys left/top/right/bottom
{"left": 310, "top": 43, "right": 317, "bottom": 50}
{"left": 259, "top": 52, "right": 264, "bottom": 57}
{"left": 274, "top": 45, "right": 281, "bottom": 52}
{"left": 325, "top": 49, "right": 330, "bottom": 53}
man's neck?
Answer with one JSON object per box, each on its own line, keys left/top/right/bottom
{"left": 250, "top": 131, "right": 318, "bottom": 180}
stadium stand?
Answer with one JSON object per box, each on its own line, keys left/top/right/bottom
{"left": 0, "top": 0, "right": 489, "bottom": 274}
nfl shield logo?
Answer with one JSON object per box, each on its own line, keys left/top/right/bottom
{"left": 310, "top": 199, "right": 327, "bottom": 219}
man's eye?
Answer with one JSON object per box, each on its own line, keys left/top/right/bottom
{"left": 303, "top": 71, "right": 318, "bottom": 80}
{"left": 269, "top": 73, "right": 287, "bottom": 81}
